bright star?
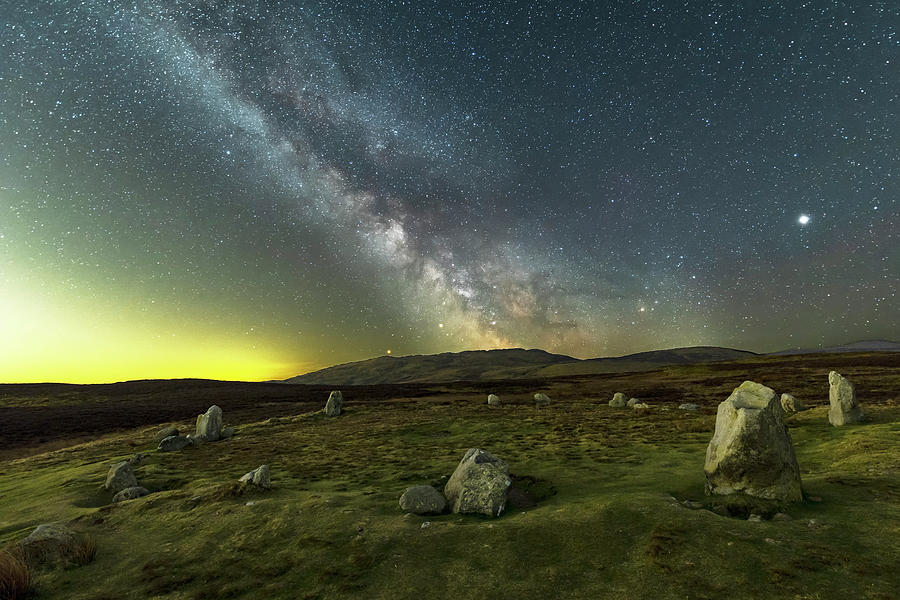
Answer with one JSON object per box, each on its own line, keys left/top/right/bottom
{"left": 798, "top": 214, "right": 810, "bottom": 225}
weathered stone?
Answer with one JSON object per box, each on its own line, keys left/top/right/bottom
{"left": 487, "top": 394, "right": 501, "bottom": 406}
{"left": 239, "top": 465, "right": 271, "bottom": 489}
{"left": 105, "top": 461, "right": 138, "bottom": 494}
{"left": 609, "top": 392, "right": 628, "bottom": 408}
{"left": 128, "top": 453, "right": 147, "bottom": 465}
{"left": 185, "top": 434, "right": 204, "bottom": 445}
{"left": 20, "top": 524, "right": 77, "bottom": 561}
{"left": 399, "top": 485, "right": 446, "bottom": 515}
{"left": 155, "top": 426, "right": 179, "bottom": 441}
{"left": 112, "top": 486, "right": 149, "bottom": 503}
{"left": 626, "top": 397, "right": 640, "bottom": 407}
{"left": 828, "top": 371, "right": 863, "bottom": 426}
{"left": 444, "top": 448, "right": 511, "bottom": 517}
{"left": 679, "top": 403, "right": 701, "bottom": 411}
{"left": 325, "top": 391, "right": 343, "bottom": 417}
{"left": 780, "top": 393, "right": 806, "bottom": 415}
{"left": 157, "top": 435, "right": 192, "bottom": 452}
{"left": 196, "top": 405, "right": 223, "bottom": 441}
{"left": 534, "top": 393, "right": 551, "bottom": 406}
{"left": 704, "top": 381, "right": 803, "bottom": 502}
{"left": 221, "top": 426, "right": 236, "bottom": 439}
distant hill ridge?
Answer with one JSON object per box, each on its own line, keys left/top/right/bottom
{"left": 282, "top": 345, "right": 758, "bottom": 385}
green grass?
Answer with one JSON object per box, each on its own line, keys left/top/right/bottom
{"left": 1, "top": 370, "right": 899, "bottom": 599}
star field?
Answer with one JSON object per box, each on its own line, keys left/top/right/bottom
{"left": 0, "top": 1, "right": 896, "bottom": 382}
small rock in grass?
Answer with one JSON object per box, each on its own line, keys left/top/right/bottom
{"left": 780, "top": 393, "right": 806, "bottom": 415}
{"left": 239, "top": 465, "right": 271, "bottom": 489}
{"left": 609, "top": 392, "right": 628, "bottom": 408}
{"left": 155, "top": 426, "right": 179, "bottom": 441}
{"left": 534, "top": 393, "right": 551, "bottom": 406}
{"left": 399, "top": 485, "right": 446, "bottom": 515}
{"left": 221, "top": 426, "right": 235, "bottom": 439}
{"left": 772, "top": 512, "right": 793, "bottom": 521}
{"left": 112, "top": 486, "right": 149, "bottom": 503}
{"left": 157, "top": 435, "right": 192, "bottom": 452}
{"left": 487, "top": 394, "right": 501, "bottom": 406}
{"left": 678, "top": 403, "right": 700, "bottom": 411}
{"left": 747, "top": 513, "right": 763, "bottom": 522}
{"left": 105, "top": 461, "right": 138, "bottom": 494}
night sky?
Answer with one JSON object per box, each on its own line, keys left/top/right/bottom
{"left": 1, "top": 1, "right": 897, "bottom": 383}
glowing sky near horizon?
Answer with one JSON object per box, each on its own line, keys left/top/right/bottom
{"left": 1, "top": 1, "right": 897, "bottom": 383}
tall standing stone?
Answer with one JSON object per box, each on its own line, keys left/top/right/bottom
{"left": 325, "top": 391, "right": 343, "bottom": 417}
{"left": 444, "top": 448, "right": 511, "bottom": 517}
{"left": 704, "top": 381, "right": 803, "bottom": 502}
{"left": 828, "top": 371, "right": 863, "bottom": 426}
{"left": 196, "top": 405, "right": 223, "bottom": 441}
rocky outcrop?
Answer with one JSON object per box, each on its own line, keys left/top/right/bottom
{"left": 112, "top": 487, "right": 149, "bottom": 503}
{"left": 609, "top": 392, "right": 628, "bottom": 408}
{"left": 105, "top": 461, "right": 138, "bottom": 494}
{"left": 399, "top": 485, "right": 447, "bottom": 515}
{"left": 325, "top": 391, "right": 343, "bottom": 417}
{"left": 239, "top": 465, "right": 271, "bottom": 489}
{"left": 444, "top": 448, "right": 511, "bottom": 517}
{"left": 196, "top": 405, "right": 223, "bottom": 441}
{"left": 157, "top": 435, "right": 192, "bottom": 452}
{"left": 828, "top": 371, "right": 863, "bottom": 426}
{"left": 534, "top": 393, "right": 551, "bottom": 406}
{"left": 704, "top": 381, "right": 803, "bottom": 502}
{"left": 487, "top": 394, "right": 501, "bottom": 406}
{"left": 780, "top": 393, "right": 806, "bottom": 415}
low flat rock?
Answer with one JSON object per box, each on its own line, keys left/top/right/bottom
{"left": 679, "top": 403, "right": 701, "bottom": 411}
{"left": 399, "top": 485, "right": 447, "bottom": 515}
{"left": 444, "top": 448, "right": 511, "bottom": 517}
{"left": 609, "top": 392, "right": 628, "bottom": 408}
{"left": 112, "top": 486, "right": 149, "bottom": 503}
{"left": 155, "top": 426, "right": 179, "bottom": 441}
{"left": 780, "top": 393, "right": 806, "bottom": 415}
{"left": 105, "top": 461, "right": 138, "bottom": 494}
{"left": 157, "top": 435, "right": 192, "bottom": 452}
{"left": 626, "top": 398, "right": 641, "bottom": 407}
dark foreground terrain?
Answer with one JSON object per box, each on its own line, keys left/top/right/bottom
{"left": 0, "top": 351, "right": 898, "bottom": 599}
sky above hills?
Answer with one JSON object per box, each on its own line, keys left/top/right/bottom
{"left": 1, "top": 1, "right": 896, "bottom": 383}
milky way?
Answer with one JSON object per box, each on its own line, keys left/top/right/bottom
{"left": 1, "top": 1, "right": 897, "bottom": 381}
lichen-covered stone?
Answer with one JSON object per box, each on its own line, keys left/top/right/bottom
{"left": 239, "top": 465, "right": 271, "bottom": 489}
{"left": 399, "top": 485, "right": 446, "bottom": 515}
{"left": 828, "top": 371, "right": 863, "bottom": 426}
{"left": 780, "top": 393, "right": 806, "bottom": 415}
{"left": 112, "top": 486, "right": 149, "bottom": 503}
{"left": 157, "top": 435, "right": 192, "bottom": 452}
{"left": 325, "top": 391, "right": 343, "bottom": 417}
{"left": 104, "top": 461, "right": 138, "bottom": 494}
{"left": 609, "top": 392, "right": 628, "bottom": 408}
{"left": 704, "top": 381, "right": 803, "bottom": 502}
{"left": 487, "top": 394, "right": 501, "bottom": 406}
{"left": 533, "top": 393, "right": 551, "bottom": 406}
{"left": 196, "top": 405, "right": 223, "bottom": 441}
{"left": 444, "top": 448, "right": 511, "bottom": 517}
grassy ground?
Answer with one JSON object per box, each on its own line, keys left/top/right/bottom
{"left": 0, "top": 354, "right": 898, "bottom": 599}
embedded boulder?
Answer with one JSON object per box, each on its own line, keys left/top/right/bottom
{"left": 828, "top": 371, "right": 863, "bottom": 426}
{"left": 626, "top": 398, "right": 641, "bottom": 408}
{"left": 444, "top": 448, "right": 511, "bottom": 517}
{"left": 609, "top": 392, "right": 628, "bottom": 408}
{"left": 325, "top": 391, "right": 343, "bottom": 417}
{"left": 155, "top": 426, "right": 179, "bottom": 442}
{"left": 112, "top": 486, "right": 149, "bottom": 503}
{"left": 157, "top": 435, "right": 192, "bottom": 452}
{"left": 780, "top": 393, "right": 806, "bottom": 415}
{"left": 534, "top": 393, "right": 551, "bottom": 406}
{"left": 239, "top": 465, "right": 271, "bottom": 489}
{"left": 399, "top": 485, "right": 447, "bottom": 515}
{"left": 487, "top": 394, "right": 501, "bottom": 406}
{"left": 196, "top": 405, "right": 223, "bottom": 441}
{"left": 704, "top": 381, "right": 803, "bottom": 502}
{"left": 105, "top": 461, "right": 138, "bottom": 494}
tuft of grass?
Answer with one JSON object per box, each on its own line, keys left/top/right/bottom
{"left": 0, "top": 549, "right": 32, "bottom": 599}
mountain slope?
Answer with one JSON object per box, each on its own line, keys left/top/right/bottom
{"left": 772, "top": 340, "right": 900, "bottom": 355}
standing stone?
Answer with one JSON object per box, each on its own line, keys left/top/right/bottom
{"left": 780, "top": 393, "right": 806, "bottom": 415}
{"left": 609, "top": 392, "right": 628, "bottom": 408}
{"left": 196, "top": 405, "right": 223, "bottom": 441}
{"left": 828, "top": 371, "right": 863, "bottom": 426}
{"left": 487, "top": 394, "right": 501, "bottom": 406}
{"left": 444, "top": 448, "right": 511, "bottom": 517}
{"left": 704, "top": 381, "right": 803, "bottom": 502}
{"left": 534, "top": 393, "right": 551, "bottom": 406}
{"left": 399, "top": 485, "right": 447, "bottom": 515}
{"left": 157, "top": 435, "right": 192, "bottom": 452}
{"left": 239, "top": 465, "right": 271, "bottom": 489}
{"left": 325, "top": 391, "right": 343, "bottom": 417}
{"left": 105, "top": 461, "right": 138, "bottom": 494}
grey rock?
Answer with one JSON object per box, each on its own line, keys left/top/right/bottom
{"left": 196, "top": 405, "right": 223, "bottom": 441}
{"left": 704, "top": 381, "right": 803, "bottom": 502}
{"left": 780, "top": 393, "right": 806, "bottom": 415}
{"left": 157, "top": 435, "right": 192, "bottom": 452}
{"left": 112, "top": 486, "right": 149, "bottom": 503}
{"left": 399, "top": 485, "right": 447, "bottom": 515}
{"left": 444, "top": 448, "right": 511, "bottom": 517}
{"left": 626, "top": 397, "right": 640, "bottom": 407}
{"left": 609, "top": 392, "right": 628, "bottom": 408}
{"left": 679, "top": 403, "right": 701, "bottom": 411}
{"left": 239, "top": 465, "right": 271, "bottom": 489}
{"left": 325, "top": 390, "right": 343, "bottom": 417}
{"left": 772, "top": 512, "right": 793, "bottom": 521}
{"left": 128, "top": 453, "right": 147, "bottom": 465}
{"left": 155, "top": 426, "right": 179, "bottom": 442}
{"left": 105, "top": 461, "right": 138, "bottom": 494}
{"left": 534, "top": 393, "right": 551, "bottom": 406}
{"left": 632, "top": 402, "right": 650, "bottom": 409}
{"left": 185, "top": 433, "right": 204, "bottom": 445}
{"left": 828, "top": 371, "right": 863, "bottom": 426}
{"left": 221, "top": 426, "right": 235, "bottom": 439}
{"left": 21, "top": 523, "right": 77, "bottom": 559}
{"left": 487, "top": 394, "right": 501, "bottom": 406}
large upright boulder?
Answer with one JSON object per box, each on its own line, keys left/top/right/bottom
{"left": 704, "top": 381, "right": 803, "bottom": 502}
{"left": 444, "top": 448, "right": 511, "bottom": 517}
{"left": 828, "top": 371, "right": 863, "bottom": 426}
{"left": 105, "top": 461, "right": 138, "bottom": 494}
{"left": 325, "top": 391, "right": 342, "bottom": 417}
{"left": 609, "top": 392, "right": 627, "bottom": 408}
{"left": 196, "top": 405, "right": 223, "bottom": 441}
